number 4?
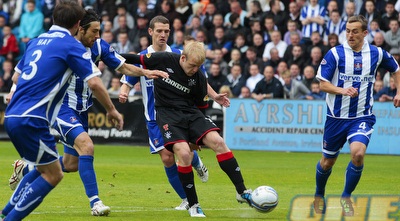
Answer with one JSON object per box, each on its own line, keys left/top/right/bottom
{"left": 359, "top": 122, "right": 366, "bottom": 130}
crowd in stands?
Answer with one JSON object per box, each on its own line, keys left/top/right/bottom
{"left": 0, "top": 0, "right": 399, "bottom": 103}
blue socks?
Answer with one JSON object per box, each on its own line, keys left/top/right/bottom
{"left": 78, "top": 155, "right": 100, "bottom": 207}
{"left": 4, "top": 173, "right": 53, "bottom": 220}
{"left": 165, "top": 164, "right": 186, "bottom": 199}
{"left": 342, "top": 161, "right": 363, "bottom": 198}
{"left": 191, "top": 150, "right": 200, "bottom": 168}
{"left": 315, "top": 161, "right": 332, "bottom": 197}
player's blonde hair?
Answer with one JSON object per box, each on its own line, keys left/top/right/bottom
{"left": 182, "top": 41, "right": 206, "bottom": 65}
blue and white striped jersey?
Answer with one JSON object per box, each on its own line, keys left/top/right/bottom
{"left": 120, "top": 45, "right": 181, "bottom": 122}
{"left": 64, "top": 38, "right": 125, "bottom": 112}
{"left": 317, "top": 40, "right": 400, "bottom": 119}
{"left": 324, "top": 19, "right": 346, "bottom": 42}
{"left": 300, "top": 4, "right": 326, "bottom": 38}
{"left": 6, "top": 25, "right": 100, "bottom": 125}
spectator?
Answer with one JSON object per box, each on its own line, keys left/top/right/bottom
{"left": 98, "top": 61, "right": 114, "bottom": 89}
{"left": 206, "top": 13, "right": 224, "bottom": 42}
{"left": 288, "top": 1, "right": 302, "bottom": 30}
{"left": 129, "top": 82, "right": 142, "bottom": 96}
{"left": 360, "top": 0, "right": 381, "bottom": 27}
{"left": 169, "top": 18, "right": 185, "bottom": 44}
{"left": 42, "top": 0, "right": 56, "bottom": 31}
{"left": 380, "top": 1, "right": 398, "bottom": 32}
{"left": 390, "top": 48, "right": 400, "bottom": 63}
{"left": 263, "top": 0, "right": 288, "bottom": 36}
{"left": 185, "top": 2, "right": 205, "bottom": 31}
{"left": 0, "top": 25, "right": 19, "bottom": 63}
{"left": 113, "top": 3, "right": 134, "bottom": 31}
{"left": 375, "top": 76, "right": 397, "bottom": 102}
{"left": 275, "top": 61, "right": 288, "bottom": 85}
{"left": 252, "top": 65, "right": 284, "bottom": 101}
{"left": 324, "top": 9, "right": 346, "bottom": 44}
{"left": 286, "top": 45, "right": 306, "bottom": 71}
{"left": 243, "top": 46, "right": 265, "bottom": 79}
{"left": 261, "top": 15, "right": 277, "bottom": 44}
{"left": 112, "top": 15, "right": 131, "bottom": 39}
{"left": 101, "top": 30, "right": 115, "bottom": 44}
{"left": 302, "top": 65, "right": 317, "bottom": 90}
{"left": 232, "top": 33, "right": 248, "bottom": 64}
{"left": 208, "top": 62, "right": 227, "bottom": 93}
{"left": 262, "top": 30, "right": 287, "bottom": 62}
{"left": 283, "top": 20, "right": 302, "bottom": 45}
{"left": 175, "top": 0, "right": 192, "bottom": 25}
{"left": 246, "top": 19, "right": 262, "bottom": 44}
{"left": 206, "top": 26, "right": 232, "bottom": 62}
{"left": 372, "top": 31, "right": 391, "bottom": 51}
{"left": 305, "top": 31, "right": 329, "bottom": 61}
{"left": 282, "top": 70, "right": 310, "bottom": 99}
{"left": 252, "top": 32, "right": 265, "bottom": 58}
{"left": 367, "top": 19, "right": 381, "bottom": 44}
{"left": 289, "top": 63, "right": 303, "bottom": 81}
{"left": 244, "top": 0, "right": 263, "bottom": 28}
{"left": 223, "top": 63, "right": 246, "bottom": 97}
{"left": 203, "top": 3, "right": 217, "bottom": 30}
{"left": 373, "top": 79, "right": 384, "bottom": 101}
{"left": 224, "top": 0, "right": 247, "bottom": 27}
{"left": 283, "top": 31, "right": 304, "bottom": 62}
{"left": 108, "top": 77, "right": 122, "bottom": 96}
{"left": 134, "top": 35, "right": 150, "bottom": 54}
{"left": 171, "top": 30, "right": 184, "bottom": 50}
{"left": 307, "top": 46, "right": 323, "bottom": 73}
{"left": 265, "top": 47, "right": 283, "bottom": 71}
{"left": 112, "top": 32, "right": 134, "bottom": 53}
{"left": 212, "top": 85, "right": 234, "bottom": 109}
{"left": 206, "top": 48, "right": 229, "bottom": 76}
{"left": 228, "top": 48, "right": 244, "bottom": 72}
{"left": 301, "top": 80, "right": 326, "bottom": 100}
{"left": 19, "top": 0, "right": 44, "bottom": 45}
{"left": 300, "top": 0, "right": 326, "bottom": 45}
{"left": 185, "top": 15, "right": 207, "bottom": 39}
{"left": 342, "top": 0, "right": 356, "bottom": 22}
{"left": 102, "top": 20, "right": 113, "bottom": 33}
{"left": 129, "top": 13, "right": 150, "bottom": 49}
{"left": 246, "top": 63, "right": 264, "bottom": 92}
{"left": 1, "top": 59, "right": 13, "bottom": 91}
{"left": 225, "top": 12, "right": 247, "bottom": 42}
{"left": 384, "top": 19, "right": 400, "bottom": 49}
{"left": 327, "top": 33, "right": 340, "bottom": 48}
{"left": 158, "top": 0, "right": 180, "bottom": 24}
{"left": 239, "top": 86, "right": 251, "bottom": 98}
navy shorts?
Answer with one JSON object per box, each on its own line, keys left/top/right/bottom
{"left": 322, "top": 115, "right": 376, "bottom": 158}
{"left": 156, "top": 107, "right": 220, "bottom": 152}
{"left": 5, "top": 117, "right": 59, "bottom": 165}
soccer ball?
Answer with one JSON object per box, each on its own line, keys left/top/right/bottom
{"left": 251, "top": 186, "right": 279, "bottom": 213}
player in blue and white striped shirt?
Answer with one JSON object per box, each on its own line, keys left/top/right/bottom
{"left": 314, "top": 15, "right": 400, "bottom": 216}
{"left": 0, "top": 3, "right": 123, "bottom": 220}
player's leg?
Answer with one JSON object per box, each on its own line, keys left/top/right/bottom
{"left": 201, "top": 130, "right": 252, "bottom": 205}
{"left": 2, "top": 117, "right": 63, "bottom": 220}
{"left": 72, "top": 131, "right": 110, "bottom": 216}
{"left": 172, "top": 142, "right": 205, "bottom": 217}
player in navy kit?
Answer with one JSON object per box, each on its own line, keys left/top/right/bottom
{"left": 5, "top": 9, "right": 168, "bottom": 217}
{"left": 314, "top": 15, "right": 400, "bottom": 216}
{"left": 0, "top": 2, "right": 121, "bottom": 220}
{"left": 119, "top": 16, "right": 227, "bottom": 210}
{"left": 121, "top": 41, "right": 252, "bottom": 217}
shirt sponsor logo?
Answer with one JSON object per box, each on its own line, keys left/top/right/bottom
{"left": 339, "top": 73, "right": 374, "bottom": 82}
{"left": 162, "top": 78, "right": 190, "bottom": 93}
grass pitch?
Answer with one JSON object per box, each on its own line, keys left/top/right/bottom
{"left": 0, "top": 141, "right": 399, "bottom": 221}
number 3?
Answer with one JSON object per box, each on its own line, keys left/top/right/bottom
{"left": 21, "top": 50, "right": 42, "bottom": 80}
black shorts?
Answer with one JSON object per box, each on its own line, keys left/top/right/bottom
{"left": 156, "top": 107, "right": 220, "bottom": 151}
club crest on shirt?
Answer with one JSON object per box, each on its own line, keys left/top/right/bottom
{"left": 188, "top": 79, "right": 196, "bottom": 86}
{"left": 354, "top": 62, "right": 362, "bottom": 71}
{"left": 146, "top": 53, "right": 152, "bottom": 58}
{"left": 109, "top": 46, "right": 115, "bottom": 52}
{"left": 203, "top": 95, "right": 209, "bottom": 101}
{"left": 163, "top": 124, "right": 169, "bottom": 131}
{"left": 321, "top": 59, "right": 327, "bottom": 65}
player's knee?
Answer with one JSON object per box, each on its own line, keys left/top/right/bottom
{"left": 320, "top": 158, "right": 335, "bottom": 170}
{"left": 160, "top": 150, "right": 175, "bottom": 167}
{"left": 63, "top": 163, "right": 78, "bottom": 172}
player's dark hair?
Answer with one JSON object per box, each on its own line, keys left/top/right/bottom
{"left": 149, "top": 15, "right": 170, "bottom": 29}
{"left": 347, "top": 15, "right": 368, "bottom": 31}
{"left": 80, "top": 9, "right": 100, "bottom": 31}
{"left": 53, "top": 0, "right": 85, "bottom": 29}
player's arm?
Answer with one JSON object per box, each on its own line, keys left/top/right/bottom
{"left": 118, "top": 63, "right": 168, "bottom": 79}
{"left": 88, "top": 76, "right": 123, "bottom": 130}
{"left": 319, "top": 80, "right": 358, "bottom": 98}
{"left": 119, "top": 83, "right": 131, "bottom": 104}
{"left": 207, "top": 83, "right": 230, "bottom": 107}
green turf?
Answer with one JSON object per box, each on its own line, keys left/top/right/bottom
{"left": 0, "top": 141, "right": 399, "bottom": 221}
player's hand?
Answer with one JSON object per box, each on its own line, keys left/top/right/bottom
{"left": 214, "top": 93, "right": 230, "bottom": 107}
{"left": 144, "top": 70, "right": 169, "bottom": 79}
{"left": 119, "top": 92, "right": 128, "bottom": 103}
{"left": 393, "top": 94, "right": 400, "bottom": 107}
{"left": 106, "top": 109, "right": 124, "bottom": 131}
{"left": 189, "top": 143, "right": 202, "bottom": 151}
{"left": 342, "top": 87, "right": 358, "bottom": 98}
{"left": 5, "top": 91, "right": 14, "bottom": 104}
